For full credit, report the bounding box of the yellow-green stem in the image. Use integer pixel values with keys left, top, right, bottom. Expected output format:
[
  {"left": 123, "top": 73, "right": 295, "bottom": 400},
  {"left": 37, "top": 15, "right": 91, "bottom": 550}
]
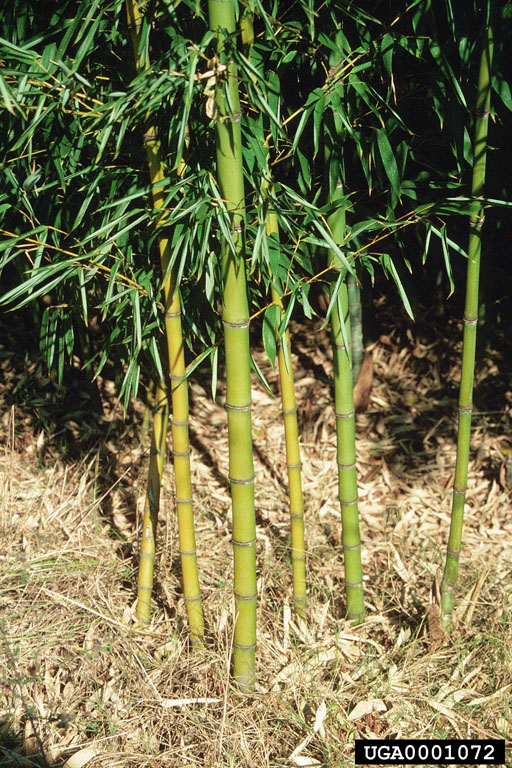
[
  {"left": 267, "top": 202, "right": 307, "bottom": 616},
  {"left": 440, "top": 21, "right": 493, "bottom": 630},
  {"left": 126, "top": 0, "right": 204, "bottom": 640},
  {"left": 209, "top": 0, "right": 257, "bottom": 691},
  {"left": 137, "top": 380, "right": 168, "bottom": 622},
  {"left": 328, "top": 182, "right": 365, "bottom": 623}
]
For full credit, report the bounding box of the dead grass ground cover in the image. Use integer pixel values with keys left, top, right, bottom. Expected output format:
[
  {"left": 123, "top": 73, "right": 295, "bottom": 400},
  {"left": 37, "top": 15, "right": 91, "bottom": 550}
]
[{"left": 0, "top": 310, "right": 511, "bottom": 767}]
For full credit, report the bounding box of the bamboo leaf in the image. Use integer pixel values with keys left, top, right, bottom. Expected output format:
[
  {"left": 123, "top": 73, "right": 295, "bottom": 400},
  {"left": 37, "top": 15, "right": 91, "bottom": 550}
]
[
  {"left": 262, "top": 303, "right": 279, "bottom": 366},
  {"left": 376, "top": 129, "right": 400, "bottom": 198}
]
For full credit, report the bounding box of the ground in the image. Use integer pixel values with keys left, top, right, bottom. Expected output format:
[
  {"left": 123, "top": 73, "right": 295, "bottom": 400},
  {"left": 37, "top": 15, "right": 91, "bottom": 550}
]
[{"left": 0, "top": 304, "right": 511, "bottom": 767}]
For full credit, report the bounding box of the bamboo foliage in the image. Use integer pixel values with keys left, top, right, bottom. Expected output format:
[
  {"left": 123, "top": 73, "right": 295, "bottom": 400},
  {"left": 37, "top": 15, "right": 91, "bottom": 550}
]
[
  {"left": 126, "top": 0, "right": 204, "bottom": 640},
  {"left": 440, "top": 18, "right": 494, "bottom": 629},
  {"left": 208, "top": 0, "right": 257, "bottom": 690}
]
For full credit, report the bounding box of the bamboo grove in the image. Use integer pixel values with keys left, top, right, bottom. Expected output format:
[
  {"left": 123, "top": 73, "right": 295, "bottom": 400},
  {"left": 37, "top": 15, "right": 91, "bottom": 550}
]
[{"left": 1, "top": 0, "right": 511, "bottom": 690}]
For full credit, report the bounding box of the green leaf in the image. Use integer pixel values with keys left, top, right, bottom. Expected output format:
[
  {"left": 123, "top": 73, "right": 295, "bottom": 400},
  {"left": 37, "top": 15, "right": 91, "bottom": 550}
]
[
  {"left": 376, "top": 129, "right": 400, "bottom": 199},
  {"left": 262, "top": 303, "right": 280, "bottom": 366}
]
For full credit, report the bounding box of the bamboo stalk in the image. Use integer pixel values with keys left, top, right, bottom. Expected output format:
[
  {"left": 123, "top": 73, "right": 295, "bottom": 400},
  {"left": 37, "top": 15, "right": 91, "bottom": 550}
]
[
  {"left": 242, "top": 9, "right": 307, "bottom": 617},
  {"left": 137, "top": 380, "right": 168, "bottom": 622},
  {"left": 126, "top": 0, "right": 204, "bottom": 640},
  {"left": 208, "top": 0, "right": 257, "bottom": 691},
  {"left": 327, "top": 181, "right": 365, "bottom": 623},
  {"left": 267, "top": 207, "right": 307, "bottom": 617},
  {"left": 440, "top": 20, "right": 494, "bottom": 630},
  {"left": 324, "top": 37, "right": 365, "bottom": 622}
]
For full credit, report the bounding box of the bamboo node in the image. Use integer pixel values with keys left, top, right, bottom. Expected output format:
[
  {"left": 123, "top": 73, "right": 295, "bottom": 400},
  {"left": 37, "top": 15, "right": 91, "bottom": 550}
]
[
  {"left": 172, "top": 448, "right": 191, "bottom": 457},
  {"left": 475, "top": 107, "right": 490, "bottom": 118},
  {"left": 343, "top": 543, "right": 361, "bottom": 551},
  {"left": 340, "top": 497, "right": 358, "bottom": 507},
  {"left": 282, "top": 408, "right": 297, "bottom": 415},
  {"left": 234, "top": 593, "right": 257, "bottom": 601},
  {"left": 334, "top": 343, "right": 349, "bottom": 350},
  {"left": 229, "top": 476, "right": 254, "bottom": 485},
  {"left": 170, "top": 373, "right": 185, "bottom": 382},
  {"left": 222, "top": 319, "right": 249, "bottom": 329},
  {"left": 446, "top": 548, "right": 461, "bottom": 557},
  {"left": 290, "top": 512, "right": 304, "bottom": 519},
  {"left": 347, "top": 610, "right": 365, "bottom": 620},
  {"left": 458, "top": 404, "right": 473, "bottom": 414},
  {"left": 232, "top": 538, "right": 257, "bottom": 547},
  {"left": 233, "top": 642, "right": 256, "bottom": 650},
  {"left": 291, "top": 555, "right": 306, "bottom": 561},
  {"left": 179, "top": 548, "right": 197, "bottom": 556},
  {"left": 463, "top": 315, "right": 478, "bottom": 326},
  {"left": 345, "top": 580, "right": 364, "bottom": 588},
  {"left": 165, "top": 310, "right": 181, "bottom": 318},
  {"left": 137, "top": 584, "right": 153, "bottom": 591},
  {"left": 139, "top": 552, "right": 155, "bottom": 559},
  {"left": 286, "top": 462, "right": 302, "bottom": 470},
  {"left": 184, "top": 594, "right": 202, "bottom": 602},
  {"left": 225, "top": 402, "right": 251, "bottom": 412},
  {"left": 453, "top": 487, "right": 466, "bottom": 496},
  {"left": 171, "top": 418, "right": 189, "bottom": 427},
  {"left": 175, "top": 496, "right": 193, "bottom": 504},
  {"left": 143, "top": 128, "right": 158, "bottom": 144},
  {"left": 335, "top": 410, "right": 355, "bottom": 420},
  {"left": 337, "top": 461, "right": 356, "bottom": 470}
]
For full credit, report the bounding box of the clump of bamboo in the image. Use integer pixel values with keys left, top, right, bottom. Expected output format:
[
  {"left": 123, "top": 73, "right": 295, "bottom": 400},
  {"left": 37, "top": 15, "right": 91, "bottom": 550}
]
[
  {"left": 126, "top": 0, "right": 204, "bottom": 640},
  {"left": 208, "top": 0, "right": 257, "bottom": 690},
  {"left": 440, "top": 19, "right": 494, "bottom": 629}
]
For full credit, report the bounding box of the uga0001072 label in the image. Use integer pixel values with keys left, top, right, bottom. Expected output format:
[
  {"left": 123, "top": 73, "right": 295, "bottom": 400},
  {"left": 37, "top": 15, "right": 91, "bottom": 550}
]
[{"left": 354, "top": 739, "right": 505, "bottom": 765}]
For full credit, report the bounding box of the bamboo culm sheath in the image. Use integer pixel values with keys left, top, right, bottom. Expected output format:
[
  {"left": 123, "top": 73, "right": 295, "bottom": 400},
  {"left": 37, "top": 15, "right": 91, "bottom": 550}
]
[
  {"left": 126, "top": 0, "right": 204, "bottom": 640},
  {"left": 347, "top": 273, "right": 363, "bottom": 385},
  {"left": 208, "top": 0, "right": 257, "bottom": 691},
  {"left": 440, "top": 20, "right": 494, "bottom": 629}
]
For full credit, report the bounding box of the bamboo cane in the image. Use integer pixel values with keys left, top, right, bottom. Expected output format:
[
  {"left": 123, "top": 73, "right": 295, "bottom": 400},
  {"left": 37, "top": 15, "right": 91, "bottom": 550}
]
[
  {"left": 440, "top": 20, "right": 494, "bottom": 629},
  {"left": 324, "top": 38, "right": 365, "bottom": 622},
  {"left": 327, "top": 180, "right": 365, "bottom": 623},
  {"left": 208, "top": 0, "right": 257, "bottom": 691},
  {"left": 241, "top": 10, "right": 307, "bottom": 617},
  {"left": 267, "top": 208, "right": 307, "bottom": 617},
  {"left": 126, "top": 0, "right": 204, "bottom": 640},
  {"left": 137, "top": 380, "right": 168, "bottom": 622}
]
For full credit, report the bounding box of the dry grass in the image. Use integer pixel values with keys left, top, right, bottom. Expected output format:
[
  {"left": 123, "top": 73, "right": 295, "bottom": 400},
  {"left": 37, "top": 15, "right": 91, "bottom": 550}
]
[{"left": 0, "top": 315, "right": 511, "bottom": 767}]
